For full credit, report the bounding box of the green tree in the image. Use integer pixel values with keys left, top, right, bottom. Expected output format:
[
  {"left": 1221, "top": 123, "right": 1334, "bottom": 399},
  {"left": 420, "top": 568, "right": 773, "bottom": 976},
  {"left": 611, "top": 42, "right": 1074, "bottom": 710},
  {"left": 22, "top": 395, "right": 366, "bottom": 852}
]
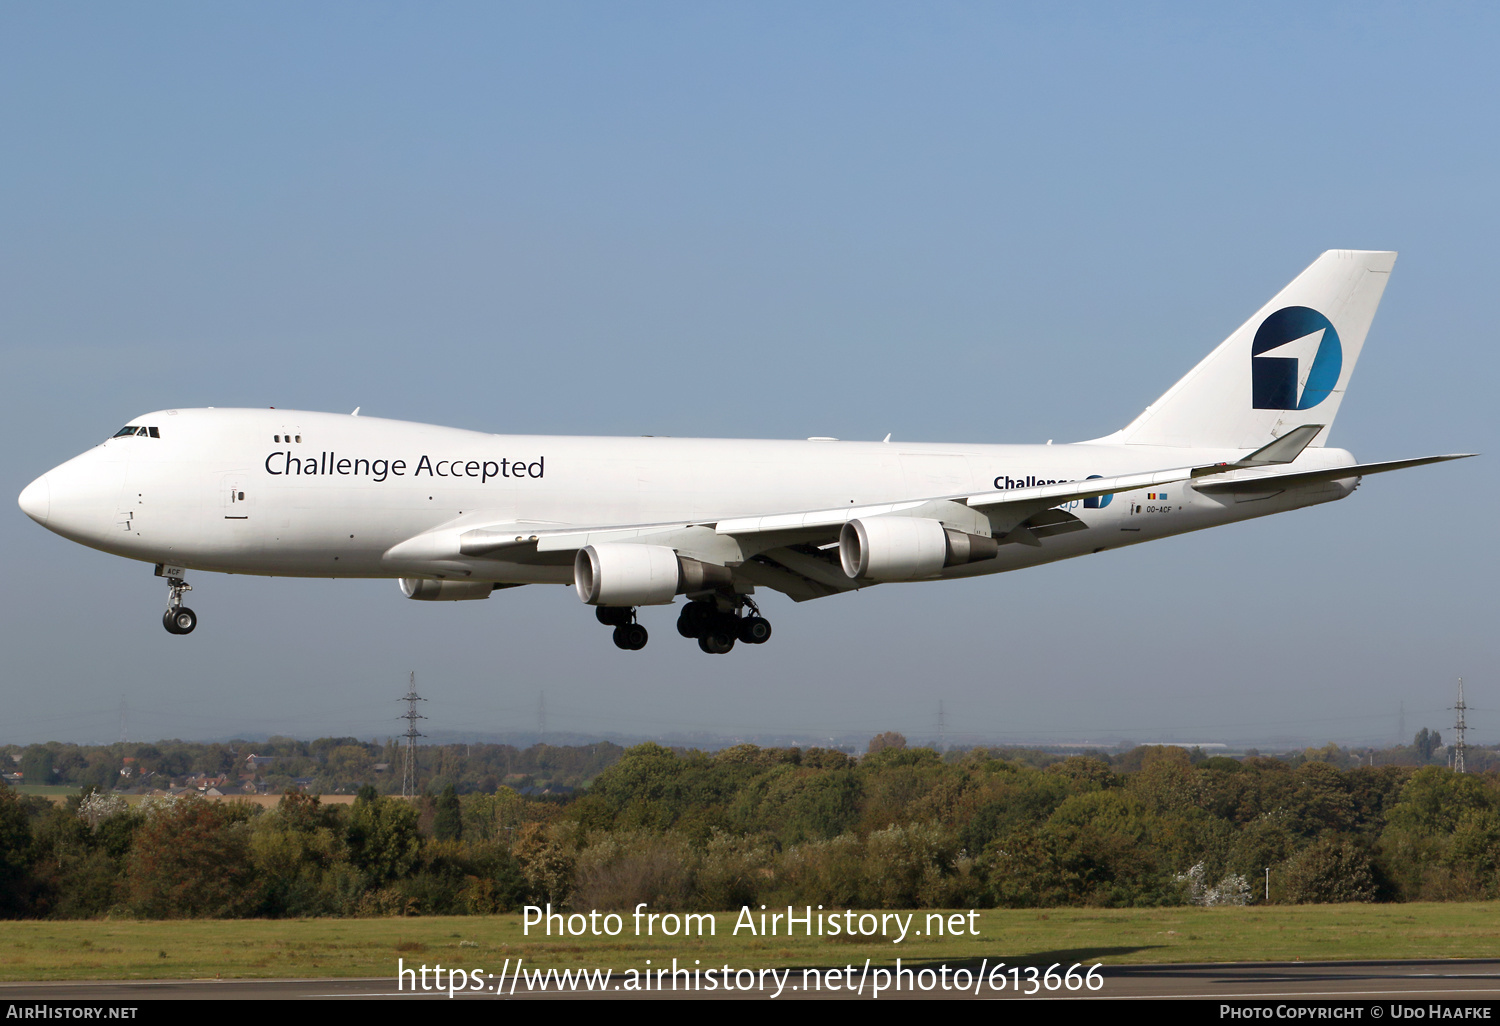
[
  {"left": 1281, "top": 837, "right": 1377, "bottom": 903},
  {"left": 1047, "top": 756, "right": 1119, "bottom": 791},
  {"left": 20, "top": 746, "right": 55, "bottom": 786},
  {"left": 324, "top": 745, "right": 376, "bottom": 788},
  {"left": 247, "top": 792, "right": 348, "bottom": 917},
  {"left": 346, "top": 795, "right": 421, "bottom": 884},
  {"left": 1413, "top": 728, "right": 1443, "bottom": 763},
  {"left": 1129, "top": 753, "right": 1205, "bottom": 814},
  {"left": 126, "top": 797, "right": 260, "bottom": 917},
  {"left": 867, "top": 732, "right": 907, "bottom": 755},
  {"left": 512, "top": 822, "right": 575, "bottom": 906},
  {"left": 433, "top": 785, "right": 462, "bottom": 841},
  {"left": 1284, "top": 762, "right": 1357, "bottom": 837},
  {"left": 583, "top": 743, "right": 702, "bottom": 831},
  {"left": 988, "top": 790, "right": 1178, "bottom": 908},
  {"left": 0, "top": 785, "right": 35, "bottom": 915},
  {"left": 1385, "top": 767, "right": 1494, "bottom": 837}
]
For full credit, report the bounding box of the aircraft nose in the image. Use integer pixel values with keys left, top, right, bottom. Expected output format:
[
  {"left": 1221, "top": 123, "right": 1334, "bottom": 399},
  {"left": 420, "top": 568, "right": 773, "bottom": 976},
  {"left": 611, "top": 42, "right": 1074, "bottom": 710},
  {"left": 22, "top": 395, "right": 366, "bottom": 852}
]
[
  {"left": 21, "top": 453, "right": 125, "bottom": 543},
  {"left": 18, "top": 474, "right": 50, "bottom": 525}
]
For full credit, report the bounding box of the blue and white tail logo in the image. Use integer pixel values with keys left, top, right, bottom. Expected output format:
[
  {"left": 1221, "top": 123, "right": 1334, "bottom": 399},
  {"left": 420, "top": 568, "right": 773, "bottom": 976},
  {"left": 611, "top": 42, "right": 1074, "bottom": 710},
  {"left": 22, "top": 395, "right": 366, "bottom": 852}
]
[
  {"left": 1250, "top": 306, "right": 1342, "bottom": 410},
  {"left": 1107, "top": 250, "right": 1392, "bottom": 449}
]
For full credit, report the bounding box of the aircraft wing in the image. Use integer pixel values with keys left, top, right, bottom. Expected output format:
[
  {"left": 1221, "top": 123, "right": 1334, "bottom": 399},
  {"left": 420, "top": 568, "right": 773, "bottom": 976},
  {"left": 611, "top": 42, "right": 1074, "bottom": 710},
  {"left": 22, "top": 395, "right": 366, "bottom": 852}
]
[
  {"left": 387, "top": 453, "right": 1474, "bottom": 602},
  {"left": 385, "top": 464, "right": 1200, "bottom": 601},
  {"left": 408, "top": 464, "right": 1198, "bottom": 559}
]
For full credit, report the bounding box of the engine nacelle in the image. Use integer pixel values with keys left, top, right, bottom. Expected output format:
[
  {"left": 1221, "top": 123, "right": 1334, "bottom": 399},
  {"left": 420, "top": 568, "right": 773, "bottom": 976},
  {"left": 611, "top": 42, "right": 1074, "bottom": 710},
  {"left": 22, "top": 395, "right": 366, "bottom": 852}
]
[
  {"left": 573, "top": 544, "right": 734, "bottom": 606},
  {"left": 574, "top": 544, "right": 680, "bottom": 606},
  {"left": 839, "top": 517, "right": 999, "bottom": 581},
  {"left": 399, "top": 578, "right": 497, "bottom": 601}
]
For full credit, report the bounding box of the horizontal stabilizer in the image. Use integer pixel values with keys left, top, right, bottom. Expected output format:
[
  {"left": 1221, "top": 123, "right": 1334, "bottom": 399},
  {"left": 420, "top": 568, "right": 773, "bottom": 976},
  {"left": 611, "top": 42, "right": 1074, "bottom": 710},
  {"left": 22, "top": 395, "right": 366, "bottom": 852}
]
[
  {"left": 1238, "top": 424, "right": 1324, "bottom": 467},
  {"left": 1193, "top": 453, "right": 1476, "bottom": 494}
]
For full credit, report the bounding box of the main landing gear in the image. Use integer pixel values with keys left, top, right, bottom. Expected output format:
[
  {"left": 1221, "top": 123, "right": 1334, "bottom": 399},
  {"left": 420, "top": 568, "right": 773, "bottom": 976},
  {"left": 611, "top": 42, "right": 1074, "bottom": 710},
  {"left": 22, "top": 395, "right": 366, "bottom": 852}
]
[
  {"left": 161, "top": 575, "right": 197, "bottom": 635},
  {"left": 676, "top": 596, "right": 772, "bottom": 655},
  {"left": 596, "top": 606, "right": 648, "bottom": 650},
  {"left": 595, "top": 597, "right": 773, "bottom": 654}
]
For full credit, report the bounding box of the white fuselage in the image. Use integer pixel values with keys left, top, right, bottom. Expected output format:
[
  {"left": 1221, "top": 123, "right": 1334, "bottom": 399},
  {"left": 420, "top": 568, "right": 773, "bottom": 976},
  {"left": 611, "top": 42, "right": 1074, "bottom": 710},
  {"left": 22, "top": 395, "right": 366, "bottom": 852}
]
[{"left": 19, "top": 407, "right": 1359, "bottom": 589}]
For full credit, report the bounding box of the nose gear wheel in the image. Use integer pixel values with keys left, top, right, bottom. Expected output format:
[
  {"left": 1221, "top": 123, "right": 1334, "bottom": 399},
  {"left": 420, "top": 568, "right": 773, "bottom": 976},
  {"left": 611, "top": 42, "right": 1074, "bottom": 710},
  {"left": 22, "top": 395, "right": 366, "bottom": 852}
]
[{"left": 161, "top": 575, "right": 196, "bottom": 635}]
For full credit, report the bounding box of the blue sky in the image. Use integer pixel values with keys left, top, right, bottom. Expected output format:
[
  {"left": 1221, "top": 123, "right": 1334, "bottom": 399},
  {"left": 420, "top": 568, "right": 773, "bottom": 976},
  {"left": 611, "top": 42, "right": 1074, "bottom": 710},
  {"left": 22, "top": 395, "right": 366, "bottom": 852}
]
[{"left": 2, "top": 3, "right": 1494, "bottom": 748}]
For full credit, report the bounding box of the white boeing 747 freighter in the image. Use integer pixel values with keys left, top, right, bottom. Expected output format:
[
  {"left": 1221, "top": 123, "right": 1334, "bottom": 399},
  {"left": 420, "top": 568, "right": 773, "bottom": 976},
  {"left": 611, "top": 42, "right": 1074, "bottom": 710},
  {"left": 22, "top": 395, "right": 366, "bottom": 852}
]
[{"left": 17, "top": 250, "right": 1471, "bottom": 653}]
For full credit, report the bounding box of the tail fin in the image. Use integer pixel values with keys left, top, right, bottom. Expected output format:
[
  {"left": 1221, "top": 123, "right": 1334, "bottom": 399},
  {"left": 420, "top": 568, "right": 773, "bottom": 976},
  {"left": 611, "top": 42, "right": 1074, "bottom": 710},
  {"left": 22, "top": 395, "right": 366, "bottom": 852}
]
[{"left": 1110, "top": 250, "right": 1396, "bottom": 449}]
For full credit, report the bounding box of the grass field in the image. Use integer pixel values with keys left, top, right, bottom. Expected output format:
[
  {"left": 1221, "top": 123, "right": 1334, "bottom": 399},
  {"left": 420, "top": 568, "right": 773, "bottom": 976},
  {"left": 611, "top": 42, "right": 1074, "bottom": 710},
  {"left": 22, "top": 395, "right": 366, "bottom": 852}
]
[
  {"left": 2, "top": 903, "right": 1499, "bottom": 981},
  {"left": 7, "top": 786, "right": 82, "bottom": 799}
]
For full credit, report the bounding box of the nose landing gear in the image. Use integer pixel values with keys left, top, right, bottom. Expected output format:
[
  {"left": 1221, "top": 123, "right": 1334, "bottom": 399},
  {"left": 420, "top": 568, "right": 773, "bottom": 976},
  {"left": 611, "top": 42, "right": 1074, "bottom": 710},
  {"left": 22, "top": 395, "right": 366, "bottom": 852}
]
[{"left": 161, "top": 573, "right": 196, "bottom": 635}]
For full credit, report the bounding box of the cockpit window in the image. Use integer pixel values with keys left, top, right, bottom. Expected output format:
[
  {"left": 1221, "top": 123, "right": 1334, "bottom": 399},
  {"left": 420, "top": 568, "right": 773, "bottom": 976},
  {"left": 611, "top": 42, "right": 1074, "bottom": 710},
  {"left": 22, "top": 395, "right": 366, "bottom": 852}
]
[
  {"left": 148, "top": 427, "right": 159, "bottom": 438},
  {"left": 113, "top": 426, "right": 139, "bottom": 437},
  {"left": 111, "top": 425, "right": 161, "bottom": 438}
]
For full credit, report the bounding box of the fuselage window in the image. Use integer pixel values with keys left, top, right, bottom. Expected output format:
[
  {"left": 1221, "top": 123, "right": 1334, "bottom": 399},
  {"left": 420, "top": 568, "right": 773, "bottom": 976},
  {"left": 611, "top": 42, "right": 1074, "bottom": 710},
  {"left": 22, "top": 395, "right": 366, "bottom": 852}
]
[
  {"left": 275, "top": 435, "right": 281, "bottom": 443},
  {"left": 295, "top": 435, "right": 301, "bottom": 442},
  {"left": 113, "top": 426, "right": 139, "bottom": 437}
]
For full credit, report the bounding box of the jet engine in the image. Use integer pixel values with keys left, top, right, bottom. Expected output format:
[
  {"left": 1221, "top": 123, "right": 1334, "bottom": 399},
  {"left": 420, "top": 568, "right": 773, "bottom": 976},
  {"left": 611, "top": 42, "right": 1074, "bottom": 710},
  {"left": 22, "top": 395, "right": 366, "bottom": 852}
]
[
  {"left": 574, "top": 544, "right": 732, "bottom": 606},
  {"left": 399, "top": 578, "right": 497, "bottom": 601},
  {"left": 839, "top": 517, "right": 999, "bottom": 581}
]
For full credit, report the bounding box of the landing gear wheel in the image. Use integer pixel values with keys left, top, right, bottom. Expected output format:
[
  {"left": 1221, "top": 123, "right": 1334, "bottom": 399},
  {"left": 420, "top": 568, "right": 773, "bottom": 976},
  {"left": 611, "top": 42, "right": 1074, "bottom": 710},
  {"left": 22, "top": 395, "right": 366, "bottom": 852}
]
[
  {"left": 738, "top": 616, "right": 772, "bottom": 645},
  {"left": 677, "top": 601, "right": 715, "bottom": 639},
  {"left": 613, "top": 623, "right": 649, "bottom": 650},
  {"left": 596, "top": 606, "right": 634, "bottom": 627},
  {"left": 164, "top": 607, "right": 197, "bottom": 635},
  {"left": 160, "top": 573, "right": 195, "bottom": 635},
  {"left": 698, "top": 631, "right": 735, "bottom": 654}
]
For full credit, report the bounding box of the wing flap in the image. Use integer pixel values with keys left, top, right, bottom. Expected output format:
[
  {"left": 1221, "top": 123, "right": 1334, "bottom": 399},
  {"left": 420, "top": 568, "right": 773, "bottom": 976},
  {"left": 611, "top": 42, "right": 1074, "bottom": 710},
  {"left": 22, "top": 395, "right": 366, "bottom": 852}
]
[{"left": 711, "top": 466, "right": 1197, "bottom": 541}]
